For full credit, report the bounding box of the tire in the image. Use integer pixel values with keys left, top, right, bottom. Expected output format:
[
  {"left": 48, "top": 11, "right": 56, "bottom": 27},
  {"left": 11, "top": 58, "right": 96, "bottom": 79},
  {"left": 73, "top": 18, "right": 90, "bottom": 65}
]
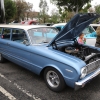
[
  {"left": 0, "top": 53, "right": 5, "bottom": 63},
  {"left": 44, "top": 67, "right": 66, "bottom": 92}
]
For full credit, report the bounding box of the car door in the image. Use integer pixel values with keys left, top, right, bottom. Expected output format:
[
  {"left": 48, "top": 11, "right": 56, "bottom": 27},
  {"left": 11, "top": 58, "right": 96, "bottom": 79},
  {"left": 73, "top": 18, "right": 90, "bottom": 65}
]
[
  {"left": 0, "top": 27, "right": 11, "bottom": 56},
  {"left": 7, "top": 28, "right": 31, "bottom": 69}
]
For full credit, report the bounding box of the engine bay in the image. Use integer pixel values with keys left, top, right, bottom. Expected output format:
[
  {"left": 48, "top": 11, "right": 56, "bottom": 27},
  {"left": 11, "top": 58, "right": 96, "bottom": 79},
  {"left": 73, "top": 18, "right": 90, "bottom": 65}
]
[
  {"left": 65, "top": 46, "right": 91, "bottom": 60},
  {"left": 55, "top": 42, "right": 100, "bottom": 64}
]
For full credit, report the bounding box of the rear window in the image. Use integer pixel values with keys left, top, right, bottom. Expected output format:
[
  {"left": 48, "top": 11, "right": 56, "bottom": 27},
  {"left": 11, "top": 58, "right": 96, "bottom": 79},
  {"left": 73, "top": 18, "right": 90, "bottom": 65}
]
[{"left": 2, "top": 28, "right": 11, "bottom": 40}]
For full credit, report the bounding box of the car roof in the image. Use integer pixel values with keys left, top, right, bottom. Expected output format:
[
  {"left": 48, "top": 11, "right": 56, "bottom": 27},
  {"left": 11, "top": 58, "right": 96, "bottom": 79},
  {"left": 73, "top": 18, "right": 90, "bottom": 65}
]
[
  {"left": 0, "top": 24, "right": 52, "bottom": 31},
  {"left": 52, "top": 23, "right": 66, "bottom": 27},
  {"left": 90, "top": 24, "right": 100, "bottom": 27}
]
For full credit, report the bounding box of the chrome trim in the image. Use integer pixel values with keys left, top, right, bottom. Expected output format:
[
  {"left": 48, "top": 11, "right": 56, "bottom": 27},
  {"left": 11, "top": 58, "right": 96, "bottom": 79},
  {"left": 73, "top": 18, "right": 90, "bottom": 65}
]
[
  {"left": 65, "top": 69, "right": 73, "bottom": 73},
  {"left": 86, "top": 59, "right": 100, "bottom": 74},
  {"left": 75, "top": 68, "right": 100, "bottom": 90},
  {"left": 80, "top": 67, "right": 87, "bottom": 79}
]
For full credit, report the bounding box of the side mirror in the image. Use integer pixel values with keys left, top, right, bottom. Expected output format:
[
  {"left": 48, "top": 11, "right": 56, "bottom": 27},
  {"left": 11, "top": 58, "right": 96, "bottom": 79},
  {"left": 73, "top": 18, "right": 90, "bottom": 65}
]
[{"left": 23, "top": 40, "right": 30, "bottom": 46}]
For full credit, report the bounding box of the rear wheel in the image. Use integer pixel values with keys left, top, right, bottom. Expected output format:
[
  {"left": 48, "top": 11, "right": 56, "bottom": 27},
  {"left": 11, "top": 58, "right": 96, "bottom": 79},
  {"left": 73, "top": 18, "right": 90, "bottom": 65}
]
[
  {"left": 44, "top": 67, "right": 66, "bottom": 92},
  {"left": 0, "top": 53, "right": 6, "bottom": 63}
]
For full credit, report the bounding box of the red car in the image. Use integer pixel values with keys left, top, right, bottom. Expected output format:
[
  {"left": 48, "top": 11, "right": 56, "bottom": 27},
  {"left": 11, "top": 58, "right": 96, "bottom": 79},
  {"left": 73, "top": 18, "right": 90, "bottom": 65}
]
[{"left": 21, "top": 20, "right": 37, "bottom": 25}]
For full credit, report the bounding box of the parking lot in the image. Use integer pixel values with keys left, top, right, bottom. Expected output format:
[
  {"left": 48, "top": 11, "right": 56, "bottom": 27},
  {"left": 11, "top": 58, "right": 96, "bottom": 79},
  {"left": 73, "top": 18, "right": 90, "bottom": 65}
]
[{"left": 0, "top": 61, "right": 100, "bottom": 100}]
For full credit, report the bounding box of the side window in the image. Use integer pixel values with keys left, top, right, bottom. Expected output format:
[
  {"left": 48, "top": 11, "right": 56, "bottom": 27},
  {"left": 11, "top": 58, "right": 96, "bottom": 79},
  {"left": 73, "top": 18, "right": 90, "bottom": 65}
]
[
  {"left": 11, "top": 29, "right": 29, "bottom": 44},
  {"left": 0, "top": 28, "right": 3, "bottom": 38},
  {"left": 56, "top": 27, "right": 61, "bottom": 31},
  {"left": 83, "top": 26, "right": 96, "bottom": 38},
  {"left": 2, "top": 28, "right": 11, "bottom": 40}
]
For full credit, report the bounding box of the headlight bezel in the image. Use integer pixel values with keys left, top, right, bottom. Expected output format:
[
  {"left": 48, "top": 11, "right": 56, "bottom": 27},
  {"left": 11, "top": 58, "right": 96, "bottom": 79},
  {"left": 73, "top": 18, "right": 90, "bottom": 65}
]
[{"left": 80, "top": 67, "right": 87, "bottom": 79}]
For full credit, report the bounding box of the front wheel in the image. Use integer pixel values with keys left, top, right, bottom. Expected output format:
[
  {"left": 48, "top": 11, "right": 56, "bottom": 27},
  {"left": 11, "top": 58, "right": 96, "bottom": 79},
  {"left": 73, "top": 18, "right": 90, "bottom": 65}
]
[{"left": 44, "top": 67, "right": 66, "bottom": 92}]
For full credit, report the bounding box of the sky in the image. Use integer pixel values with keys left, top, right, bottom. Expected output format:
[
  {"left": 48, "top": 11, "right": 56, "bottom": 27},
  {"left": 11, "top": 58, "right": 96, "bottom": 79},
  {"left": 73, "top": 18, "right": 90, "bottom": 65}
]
[
  {"left": 25, "top": 0, "right": 57, "bottom": 14},
  {"left": 25, "top": 0, "right": 100, "bottom": 14}
]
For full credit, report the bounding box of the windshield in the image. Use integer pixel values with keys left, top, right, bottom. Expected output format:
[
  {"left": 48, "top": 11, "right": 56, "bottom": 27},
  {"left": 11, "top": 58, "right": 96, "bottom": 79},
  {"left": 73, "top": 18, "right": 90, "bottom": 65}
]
[
  {"left": 82, "top": 26, "right": 95, "bottom": 34},
  {"left": 28, "top": 27, "right": 59, "bottom": 44}
]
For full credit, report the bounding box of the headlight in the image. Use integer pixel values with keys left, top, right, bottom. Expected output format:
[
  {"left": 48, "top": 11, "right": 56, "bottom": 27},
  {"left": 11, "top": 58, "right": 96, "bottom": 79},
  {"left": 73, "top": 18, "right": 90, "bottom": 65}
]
[{"left": 80, "top": 67, "right": 87, "bottom": 79}]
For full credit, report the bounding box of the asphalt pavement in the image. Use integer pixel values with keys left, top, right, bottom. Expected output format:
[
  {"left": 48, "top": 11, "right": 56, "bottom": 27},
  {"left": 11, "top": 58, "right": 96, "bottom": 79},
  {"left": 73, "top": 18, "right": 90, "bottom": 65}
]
[{"left": 0, "top": 61, "right": 100, "bottom": 100}]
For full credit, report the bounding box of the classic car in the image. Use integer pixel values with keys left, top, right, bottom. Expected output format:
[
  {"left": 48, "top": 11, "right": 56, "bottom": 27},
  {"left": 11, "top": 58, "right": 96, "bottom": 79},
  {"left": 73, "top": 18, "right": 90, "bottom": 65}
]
[
  {"left": 53, "top": 22, "right": 97, "bottom": 46},
  {"left": 0, "top": 13, "right": 100, "bottom": 92},
  {"left": 90, "top": 24, "right": 100, "bottom": 30}
]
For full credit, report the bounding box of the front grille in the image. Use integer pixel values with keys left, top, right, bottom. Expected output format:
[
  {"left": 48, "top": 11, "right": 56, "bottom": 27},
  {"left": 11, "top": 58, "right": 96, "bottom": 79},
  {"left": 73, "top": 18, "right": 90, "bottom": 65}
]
[{"left": 86, "top": 59, "right": 100, "bottom": 74}]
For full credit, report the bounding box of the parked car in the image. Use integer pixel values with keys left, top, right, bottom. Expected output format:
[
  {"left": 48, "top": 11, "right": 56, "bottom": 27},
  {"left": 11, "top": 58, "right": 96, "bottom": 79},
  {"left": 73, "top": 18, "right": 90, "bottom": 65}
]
[
  {"left": 21, "top": 20, "right": 38, "bottom": 25},
  {"left": 83, "top": 25, "right": 97, "bottom": 46},
  {"left": 53, "top": 23, "right": 97, "bottom": 46},
  {"left": 90, "top": 24, "right": 100, "bottom": 30},
  {"left": 39, "top": 23, "right": 53, "bottom": 26},
  {"left": 52, "top": 23, "right": 66, "bottom": 31},
  {"left": 0, "top": 13, "right": 100, "bottom": 92}
]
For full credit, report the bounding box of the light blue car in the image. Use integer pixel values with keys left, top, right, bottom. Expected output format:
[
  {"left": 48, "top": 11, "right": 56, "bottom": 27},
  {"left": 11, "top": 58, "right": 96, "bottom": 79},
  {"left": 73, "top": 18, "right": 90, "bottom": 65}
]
[
  {"left": 0, "top": 13, "right": 100, "bottom": 92},
  {"left": 53, "top": 22, "right": 97, "bottom": 46}
]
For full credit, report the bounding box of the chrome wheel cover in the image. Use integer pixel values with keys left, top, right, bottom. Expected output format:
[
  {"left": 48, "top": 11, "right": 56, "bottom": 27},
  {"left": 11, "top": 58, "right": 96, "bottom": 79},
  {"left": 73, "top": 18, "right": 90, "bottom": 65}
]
[{"left": 46, "top": 70, "right": 60, "bottom": 88}]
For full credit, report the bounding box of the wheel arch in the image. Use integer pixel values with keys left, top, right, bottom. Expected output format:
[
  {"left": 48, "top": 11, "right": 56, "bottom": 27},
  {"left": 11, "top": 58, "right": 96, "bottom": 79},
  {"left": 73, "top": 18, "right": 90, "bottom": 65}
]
[{"left": 40, "top": 65, "right": 64, "bottom": 78}]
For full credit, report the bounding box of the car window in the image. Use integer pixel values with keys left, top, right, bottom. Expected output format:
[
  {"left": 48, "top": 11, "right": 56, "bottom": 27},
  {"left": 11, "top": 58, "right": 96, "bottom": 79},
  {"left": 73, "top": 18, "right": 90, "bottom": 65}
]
[
  {"left": 83, "top": 26, "right": 94, "bottom": 34},
  {"left": 2, "top": 28, "right": 11, "bottom": 40},
  {"left": 83, "top": 26, "right": 97, "bottom": 38},
  {"left": 28, "top": 27, "right": 58, "bottom": 44},
  {"left": 11, "top": 29, "right": 29, "bottom": 44},
  {"left": 56, "top": 27, "right": 62, "bottom": 31},
  {"left": 0, "top": 28, "right": 2, "bottom": 38},
  {"left": 92, "top": 26, "right": 97, "bottom": 30}
]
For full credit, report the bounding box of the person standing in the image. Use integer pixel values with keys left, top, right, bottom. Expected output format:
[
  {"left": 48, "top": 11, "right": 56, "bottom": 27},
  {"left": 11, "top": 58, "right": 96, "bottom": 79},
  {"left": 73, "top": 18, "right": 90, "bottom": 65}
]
[
  {"left": 95, "top": 26, "right": 100, "bottom": 47},
  {"left": 78, "top": 33, "right": 86, "bottom": 44}
]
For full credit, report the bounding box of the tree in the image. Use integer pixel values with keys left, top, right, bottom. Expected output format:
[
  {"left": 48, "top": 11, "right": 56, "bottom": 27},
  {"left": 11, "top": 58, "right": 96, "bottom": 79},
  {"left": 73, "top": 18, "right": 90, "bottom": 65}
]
[
  {"left": 50, "top": 0, "right": 92, "bottom": 14},
  {"left": 15, "top": 0, "right": 33, "bottom": 21},
  {"left": 39, "top": 0, "right": 49, "bottom": 23},
  {"left": 94, "top": 5, "right": 100, "bottom": 23},
  {"left": 95, "top": 5, "right": 100, "bottom": 14},
  {"left": 58, "top": 7, "right": 68, "bottom": 22},
  {"left": 81, "top": 3, "right": 91, "bottom": 13},
  {"left": 48, "top": 9, "right": 60, "bottom": 23},
  {"left": 25, "top": 2, "right": 33, "bottom": 20},
  {"left": 0, "top": 0, "right": 5, "bottom": 23},
  {"left": 4, "top": 0, "right": 16, "bottom": 23}
]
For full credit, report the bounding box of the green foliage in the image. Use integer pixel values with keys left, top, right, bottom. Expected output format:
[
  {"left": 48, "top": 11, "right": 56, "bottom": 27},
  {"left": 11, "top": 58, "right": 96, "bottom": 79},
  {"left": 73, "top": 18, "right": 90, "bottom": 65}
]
[
  {"left": 51, "top": 0, "right": 92, "bottom": 14},
  {"left": 15, "top": 0, "right": 33, "bottom": 21},
  {"left": 39, "top": 0, "right": 49, "bottom": 23},
  {"left": 58, "top": 7, "right": 68, "bottom": 22},
  {"left": 95, "top": 5, "right": 100, "bottom": 14},
  {"left": 4, "top": 0, "right": 16, "bottom": 23},
  {"left": 47, "top": 9, "right": 60, "bottom": 23},
  {"left": 94, "top": 5, "right": 100, "bottom": 23},
  {"left": 80, "top": 3, "right": 91, "bottom": 13}
]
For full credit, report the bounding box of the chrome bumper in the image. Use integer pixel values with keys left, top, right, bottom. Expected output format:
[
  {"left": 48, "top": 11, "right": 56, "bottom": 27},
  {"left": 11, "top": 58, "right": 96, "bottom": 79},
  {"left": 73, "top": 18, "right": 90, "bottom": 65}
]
[{"left": 75, "top": 68, "right": 100, "bottom": 90}]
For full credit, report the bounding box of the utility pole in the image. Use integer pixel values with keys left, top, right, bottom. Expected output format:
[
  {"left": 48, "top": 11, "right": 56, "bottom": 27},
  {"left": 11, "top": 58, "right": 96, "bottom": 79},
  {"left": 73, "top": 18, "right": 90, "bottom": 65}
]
[{"left": 0, "top": 0, "right": 5, "bottom": 23}]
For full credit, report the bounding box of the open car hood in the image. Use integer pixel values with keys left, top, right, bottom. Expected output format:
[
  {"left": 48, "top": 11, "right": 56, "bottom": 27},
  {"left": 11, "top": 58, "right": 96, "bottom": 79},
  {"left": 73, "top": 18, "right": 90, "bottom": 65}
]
[{"left": 48, "top": 13, "right": 100, "bottom": 46}]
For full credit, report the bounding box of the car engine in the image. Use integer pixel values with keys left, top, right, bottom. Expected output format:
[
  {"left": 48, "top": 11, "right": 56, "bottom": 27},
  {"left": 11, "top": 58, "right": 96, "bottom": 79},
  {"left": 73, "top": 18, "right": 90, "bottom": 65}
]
[{"left": 57, "top": 44, "right": 100, "bottom": 65}]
